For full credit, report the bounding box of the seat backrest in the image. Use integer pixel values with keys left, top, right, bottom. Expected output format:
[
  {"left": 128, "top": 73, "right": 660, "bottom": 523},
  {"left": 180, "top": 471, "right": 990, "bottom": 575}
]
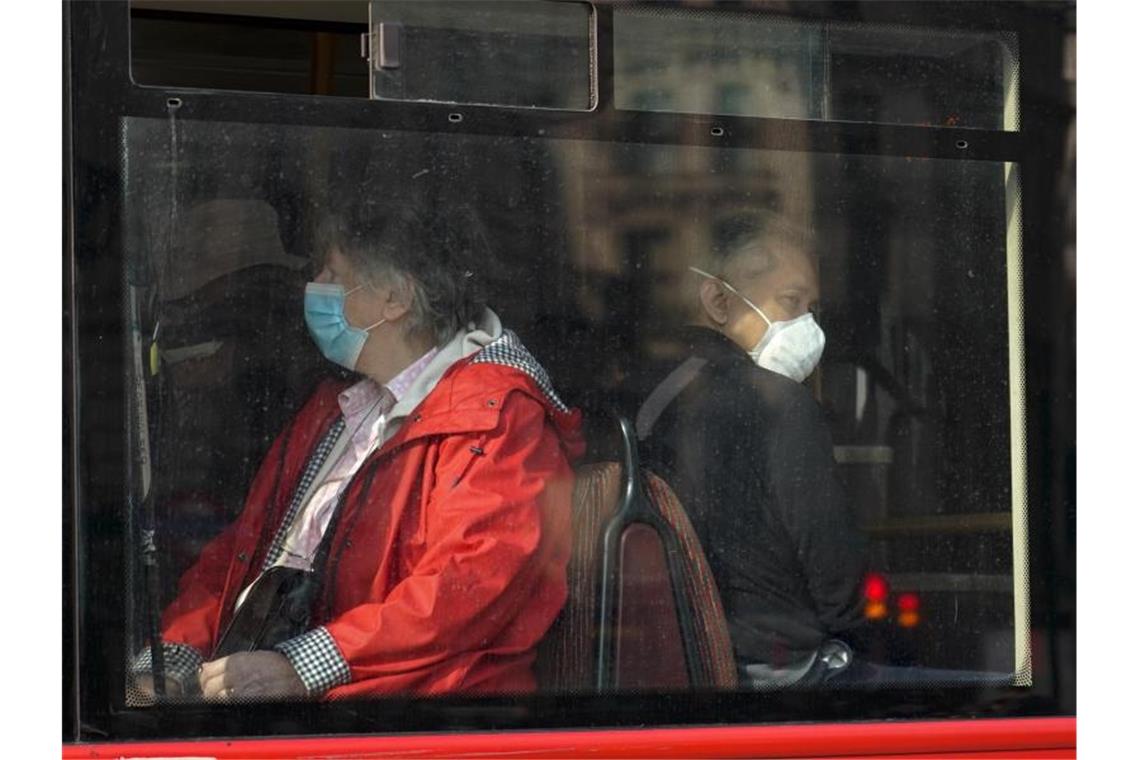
[
  {"left": 612, "top": 520, "right": 690, "bottom": 689},
  {"left": 535, "top": 461, "right": 738, "bottom": 691},
  {"left": 535, "top": 462, "right": 620, "bottom": 690},
  {"left": 641, "top": 471, "right": 738, "bottom": 689}
]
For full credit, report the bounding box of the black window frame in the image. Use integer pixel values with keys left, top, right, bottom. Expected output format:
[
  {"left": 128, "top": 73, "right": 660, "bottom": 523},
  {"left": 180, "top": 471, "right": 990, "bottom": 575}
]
[{"left": 64, "top": 0, "right": 1075, "bottom": 743}]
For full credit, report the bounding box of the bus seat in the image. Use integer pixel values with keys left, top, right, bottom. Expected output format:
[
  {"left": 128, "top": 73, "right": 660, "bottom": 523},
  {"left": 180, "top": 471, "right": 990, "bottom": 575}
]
[
  {"left": 640, "top": 470, "right": 738, "bottom": 689},
  {"left": 535, "top": 461, "right": 620, "bottom": 690},
  {"left": 612, "top": 519, "right": 689, "bottom": 689},
  {"left": 536, "top": 420, "right": 738, "bottom": 692}
]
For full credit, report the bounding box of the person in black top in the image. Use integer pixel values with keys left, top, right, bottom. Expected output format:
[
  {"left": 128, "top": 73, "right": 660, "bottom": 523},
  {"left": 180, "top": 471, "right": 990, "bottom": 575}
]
[{"left": 619, "top": 212, "right": 868, "bottom": 688}]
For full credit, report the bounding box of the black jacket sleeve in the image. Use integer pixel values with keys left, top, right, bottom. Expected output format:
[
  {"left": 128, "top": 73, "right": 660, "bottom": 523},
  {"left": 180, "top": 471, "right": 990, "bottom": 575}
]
[{"left": 767, "top": 388, "right": 868, "bottom": 639}]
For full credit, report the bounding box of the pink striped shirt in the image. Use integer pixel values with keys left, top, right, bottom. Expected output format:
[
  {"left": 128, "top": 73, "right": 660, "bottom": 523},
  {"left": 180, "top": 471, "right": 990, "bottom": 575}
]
[{"left": 274, "top": 348, "right": 440, "bottom": 569}]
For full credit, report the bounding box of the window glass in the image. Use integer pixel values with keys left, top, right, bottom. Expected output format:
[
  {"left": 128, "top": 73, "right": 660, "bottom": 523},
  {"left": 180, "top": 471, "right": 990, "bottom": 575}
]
[
  {"left": 119, "top": 113, "right": 1027, "bottom": 705},
  {"left": 614, "top": 5, "right": 1019, "bottom": 130},
  {"left": 367, "top": 1, "right": 594, "bottom": 109},
  {"left": 130, "top": 1, "right": 370, "bottom": 97}
]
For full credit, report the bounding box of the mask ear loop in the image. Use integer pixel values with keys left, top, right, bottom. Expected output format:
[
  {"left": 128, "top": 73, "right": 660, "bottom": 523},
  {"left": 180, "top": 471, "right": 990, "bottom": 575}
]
[
  {"left": 688, "top": 266, "right": 772, "bottom": 326},
  {"left": 343, "top": 283, "right": 388, "bottom": 333}
]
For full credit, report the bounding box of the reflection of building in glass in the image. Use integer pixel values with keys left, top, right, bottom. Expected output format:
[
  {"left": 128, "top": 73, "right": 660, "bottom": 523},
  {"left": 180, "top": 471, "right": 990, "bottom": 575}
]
[
  {"left": 615, "top": 6, "right": 1014, "bottom": 130},
  {"left": 557, "top": 142, "right": 813, "bottom": 333},
  {"left": 117, "top": 1, "right": 1032, "bottom": 677},
  {"left": 541, "top": 11, "right": 1022, "bottom": 672},
  {"left": 615, "top": 6, "right": 820, "bottom": 122}
]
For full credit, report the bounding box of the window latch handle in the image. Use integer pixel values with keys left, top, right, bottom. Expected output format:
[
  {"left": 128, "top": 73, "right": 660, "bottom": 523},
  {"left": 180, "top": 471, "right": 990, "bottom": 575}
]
[{"left": 364, "top": 22, "right": 402, "bottom": 71}]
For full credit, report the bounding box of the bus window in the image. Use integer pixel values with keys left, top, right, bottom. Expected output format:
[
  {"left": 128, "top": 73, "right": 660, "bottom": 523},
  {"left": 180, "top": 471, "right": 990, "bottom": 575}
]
[
  {"left": 614, "top": 4, "right": 1018, "bottom": 130},
  {"left": 367, "top": 1, "right": 594, "bottom": 110},
  {"left": 118, "top": 116, "right": 1026, "bottom": 702},
  {"left": 131, "top": 1, "right": 371, "bottom": 97},
  {"left": 66, "top": 0, "right": 1074, "bottom": 749}
]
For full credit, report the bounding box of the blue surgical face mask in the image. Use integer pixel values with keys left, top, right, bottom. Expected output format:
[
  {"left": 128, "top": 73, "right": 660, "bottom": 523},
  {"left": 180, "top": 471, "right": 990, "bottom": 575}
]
[{"left": 304, "top": 282, "right": 386, "bottom": 371}]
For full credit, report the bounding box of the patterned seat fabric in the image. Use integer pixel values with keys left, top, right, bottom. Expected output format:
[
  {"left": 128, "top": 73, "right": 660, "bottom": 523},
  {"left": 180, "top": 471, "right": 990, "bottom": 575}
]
[
  {"left": 643, "top": 471, "right": 738, "bottom": 689},
  {"left": 535, "top": 463, "right": 738, "bottom": 691}
]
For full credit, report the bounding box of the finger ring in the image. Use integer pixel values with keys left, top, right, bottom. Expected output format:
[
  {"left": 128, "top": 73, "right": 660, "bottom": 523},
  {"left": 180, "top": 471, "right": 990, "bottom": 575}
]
[{"left": 225, "top": 687, "right": 235, "bottom": 699}]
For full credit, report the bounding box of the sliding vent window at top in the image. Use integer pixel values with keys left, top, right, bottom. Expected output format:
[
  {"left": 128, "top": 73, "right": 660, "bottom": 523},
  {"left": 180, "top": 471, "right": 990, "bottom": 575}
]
[
  {"left": 367, "top": 1, "right": 594, "bottom": 110},
  {"left": 614, "top": 5, "right": 1019, "bottom": 131}
]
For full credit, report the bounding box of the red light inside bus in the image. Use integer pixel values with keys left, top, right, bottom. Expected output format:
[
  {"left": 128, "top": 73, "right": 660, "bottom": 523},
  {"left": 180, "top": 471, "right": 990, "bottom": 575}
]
[
  {"left": 863, "top": 573, "right": 890, "bottom": 620},
  {"left": 897, "top": 592, "right": 921, "bottom": 628},
  {"left": 864, "top": 573, "right": 889, "bottom": 601}
]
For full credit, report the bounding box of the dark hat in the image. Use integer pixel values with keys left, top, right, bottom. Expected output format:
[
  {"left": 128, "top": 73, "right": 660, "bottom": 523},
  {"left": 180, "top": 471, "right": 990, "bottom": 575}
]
[{"left": 161, "top": 199, "right": 307, "bottom": 301}]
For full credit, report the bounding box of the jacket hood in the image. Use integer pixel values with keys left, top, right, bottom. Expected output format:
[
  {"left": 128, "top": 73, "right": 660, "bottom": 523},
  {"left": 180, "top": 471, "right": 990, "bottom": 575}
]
[
  {"left": 403, "top": 327, "right": 585, "bottom": 460},
  {"left": 310, "top": 322, "right": 584, "bottom": 462}
]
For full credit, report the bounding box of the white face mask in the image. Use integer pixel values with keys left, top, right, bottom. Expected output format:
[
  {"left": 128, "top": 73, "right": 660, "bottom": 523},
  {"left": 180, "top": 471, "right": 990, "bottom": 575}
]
[{"left": 690, "top": 266, "right": 825, "bottom": 383}]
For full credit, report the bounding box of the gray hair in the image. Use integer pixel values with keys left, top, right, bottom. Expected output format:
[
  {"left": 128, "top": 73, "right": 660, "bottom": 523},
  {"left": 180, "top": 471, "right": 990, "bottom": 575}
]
[
  {"left": 315, "top": 203, "right": 489, "bottom": 346},
  {"left": 682, "top": 210, "right": 816, "bottom": 321},
  {"left": 697, "top": 210, "right": 816, "bottom": 282}
]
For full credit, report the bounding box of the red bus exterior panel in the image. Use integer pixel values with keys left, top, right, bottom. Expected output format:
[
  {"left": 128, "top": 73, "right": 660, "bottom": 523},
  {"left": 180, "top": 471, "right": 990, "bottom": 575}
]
[{"left": 62, "top": 716, "right": 1076, "bottom": 759}]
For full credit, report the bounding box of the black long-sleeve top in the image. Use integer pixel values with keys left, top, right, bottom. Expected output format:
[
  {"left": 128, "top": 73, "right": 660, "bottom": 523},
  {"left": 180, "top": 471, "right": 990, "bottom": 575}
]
[{"left": 620, "top": 326, "right": 868, "bottom": 669}]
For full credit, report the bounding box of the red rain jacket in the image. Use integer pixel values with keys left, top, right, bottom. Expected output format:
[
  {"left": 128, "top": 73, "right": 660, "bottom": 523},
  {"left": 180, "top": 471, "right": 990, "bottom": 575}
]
[{"left": 158, "top": 354, "right": 584, "bottom": 698}]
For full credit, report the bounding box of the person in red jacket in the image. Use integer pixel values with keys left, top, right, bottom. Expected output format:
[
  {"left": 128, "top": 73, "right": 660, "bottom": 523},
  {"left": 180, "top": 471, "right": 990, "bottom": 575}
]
[{"left": 133, "top": 203, "right": 584, "bottom": 701}]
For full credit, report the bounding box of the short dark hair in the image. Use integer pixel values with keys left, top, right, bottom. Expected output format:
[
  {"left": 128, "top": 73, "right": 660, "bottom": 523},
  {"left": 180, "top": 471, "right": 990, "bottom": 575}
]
[{"left": 315, "top": 202, "right": 490, "bottom": 346}]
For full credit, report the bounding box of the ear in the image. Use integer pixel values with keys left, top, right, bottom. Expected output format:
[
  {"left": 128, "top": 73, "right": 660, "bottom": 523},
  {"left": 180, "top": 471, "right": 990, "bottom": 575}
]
[
  {"left": 698, "top": 278, "right": 731, "bottom": 326},
  {"left": 379, "top": 275, "right": 416, "bottom": 322}
]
